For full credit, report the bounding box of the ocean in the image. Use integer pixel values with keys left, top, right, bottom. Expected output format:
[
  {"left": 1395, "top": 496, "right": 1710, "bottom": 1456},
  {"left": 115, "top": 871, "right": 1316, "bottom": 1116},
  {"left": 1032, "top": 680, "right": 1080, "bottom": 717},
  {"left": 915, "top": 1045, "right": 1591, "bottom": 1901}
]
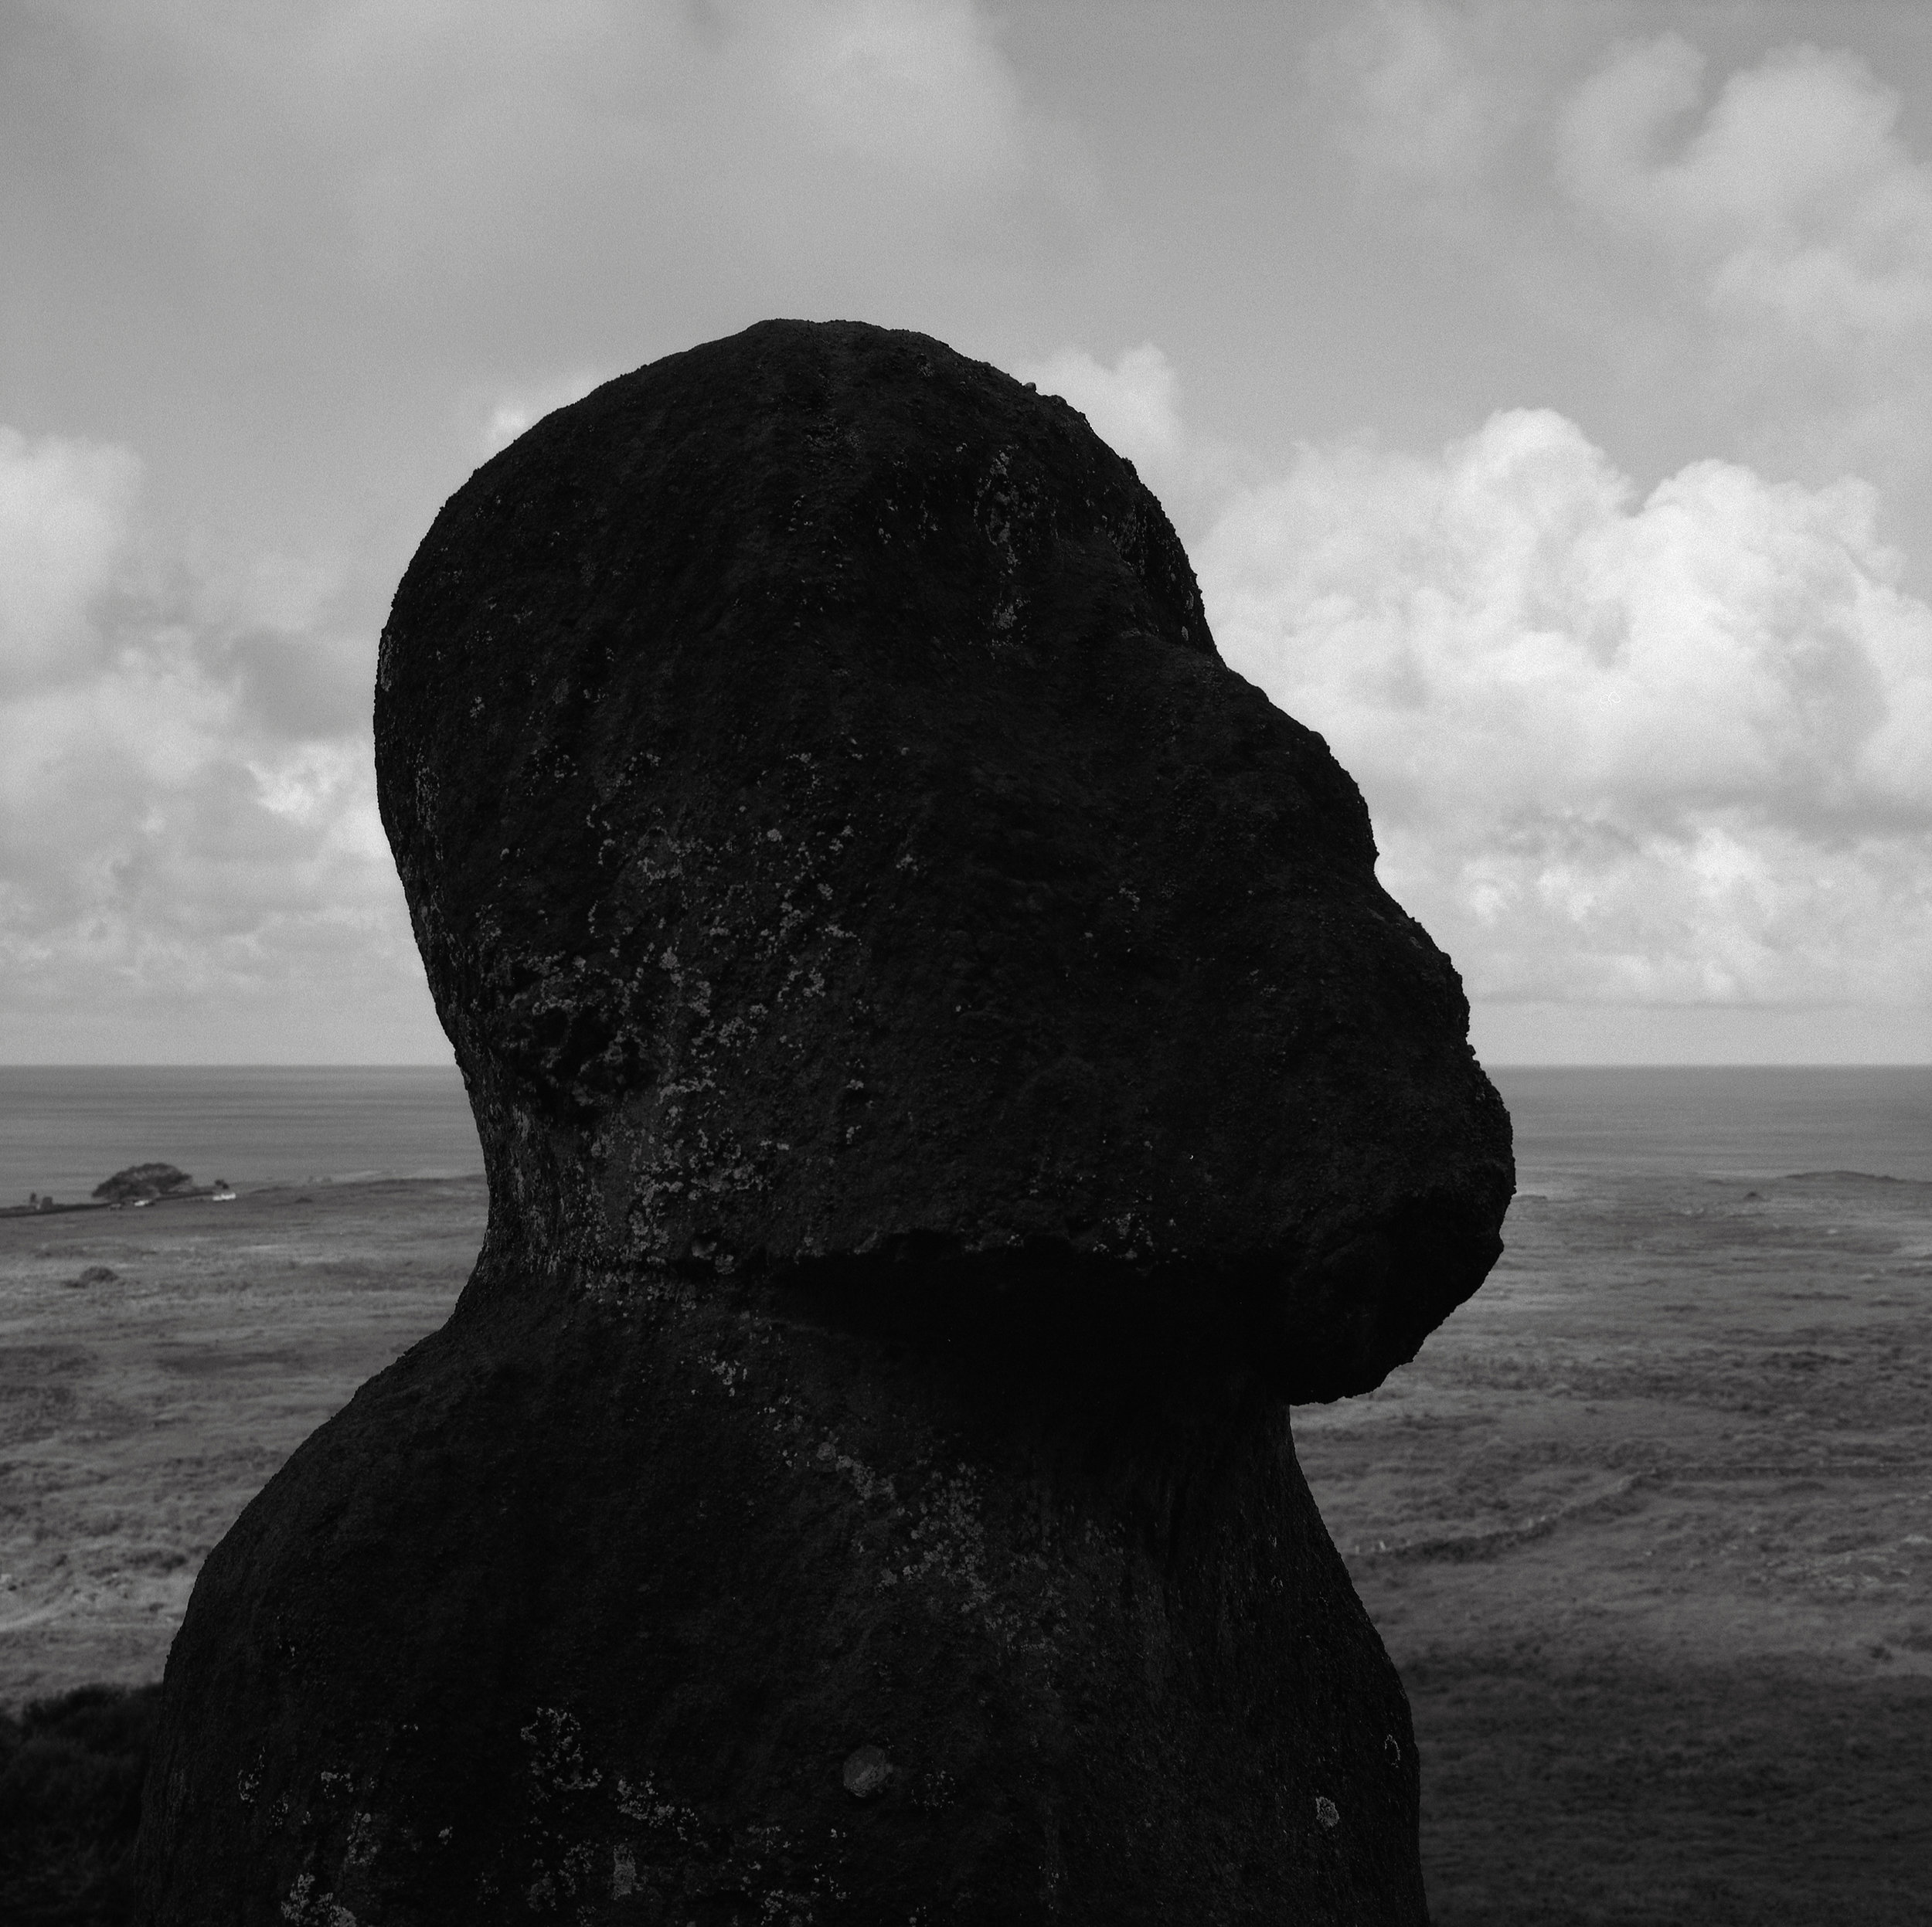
[
  {"left": 1492, "top": 1064, "right": 1932, "bottom": 1187},
  {"left": 0, "top": 1065, "right": 483, "bottom": 1205},
  {"left": 1, "top": 1062, "right": 1927, "bottom": 1208}
]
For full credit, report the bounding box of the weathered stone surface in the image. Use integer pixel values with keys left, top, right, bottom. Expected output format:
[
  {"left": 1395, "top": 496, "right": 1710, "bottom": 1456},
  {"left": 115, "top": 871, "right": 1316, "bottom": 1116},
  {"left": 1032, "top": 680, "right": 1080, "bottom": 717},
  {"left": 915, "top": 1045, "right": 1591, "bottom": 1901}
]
[
  {"left": 138, "top": 320, "right": 1512, "bottom": 1924},
  {"left": 362, "top": 320, "right": 1507, "bottom": 1400}
]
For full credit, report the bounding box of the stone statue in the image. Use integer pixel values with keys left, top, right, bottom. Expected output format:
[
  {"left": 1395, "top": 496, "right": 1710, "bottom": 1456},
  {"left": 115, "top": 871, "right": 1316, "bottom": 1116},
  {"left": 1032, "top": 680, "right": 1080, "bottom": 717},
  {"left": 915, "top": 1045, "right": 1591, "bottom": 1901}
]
[{"left": 139, "top": 320, "right": 1512, "bottom": 1924}]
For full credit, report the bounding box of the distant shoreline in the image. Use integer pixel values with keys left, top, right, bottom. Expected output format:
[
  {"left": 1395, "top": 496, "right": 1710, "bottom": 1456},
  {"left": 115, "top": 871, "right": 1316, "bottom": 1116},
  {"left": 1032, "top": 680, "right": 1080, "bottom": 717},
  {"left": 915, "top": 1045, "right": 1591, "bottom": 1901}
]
[{"left": 0, "top": 1171, "right": 484, "bottom": 1220}]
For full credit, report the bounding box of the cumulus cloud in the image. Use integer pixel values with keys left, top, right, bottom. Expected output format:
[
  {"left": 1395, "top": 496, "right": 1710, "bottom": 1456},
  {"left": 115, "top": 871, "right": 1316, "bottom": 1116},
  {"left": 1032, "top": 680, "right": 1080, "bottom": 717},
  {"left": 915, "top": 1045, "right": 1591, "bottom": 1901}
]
[
  {"left": 1202, "top": 406, "right": 1932, "bottom": 1014},
  {"left": 0, "top": 428, "right": 427, "bottom": 1060},
  {"left": 1025, "top": 342, "right": 1182, "bottom": 464},
  {"left": 1559, "top": 37, "right": 1932, "bottom": 346},
  {"left": 1022, "top": 342, "right": 1241, "bottom": 539},
  {"left": 1320, "top": 19, "right": 1932, "bottom": 504},
  {"left": 0, "top": 0, "right": 1090, "bottom": 1060},
  {"left": 1553, "top": 34, "right": 1932, "bottom": 491},
  {"left": 1332, "top": 15, "right": 1932, "bottom": 361}
]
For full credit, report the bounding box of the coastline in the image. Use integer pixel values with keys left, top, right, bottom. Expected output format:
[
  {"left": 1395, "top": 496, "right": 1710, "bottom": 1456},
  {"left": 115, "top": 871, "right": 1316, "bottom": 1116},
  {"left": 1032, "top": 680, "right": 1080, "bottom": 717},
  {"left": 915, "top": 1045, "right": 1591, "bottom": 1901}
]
[{"left": 1, "top": 1188, "right": 234, "bottom": 1220}]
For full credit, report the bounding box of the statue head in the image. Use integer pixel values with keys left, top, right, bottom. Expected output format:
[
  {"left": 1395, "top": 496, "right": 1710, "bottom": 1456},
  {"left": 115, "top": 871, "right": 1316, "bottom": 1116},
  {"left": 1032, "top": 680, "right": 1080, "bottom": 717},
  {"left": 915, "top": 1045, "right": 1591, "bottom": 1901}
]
[{"left": 376, "top": 319, "right": 1512, "bottom": 1399}]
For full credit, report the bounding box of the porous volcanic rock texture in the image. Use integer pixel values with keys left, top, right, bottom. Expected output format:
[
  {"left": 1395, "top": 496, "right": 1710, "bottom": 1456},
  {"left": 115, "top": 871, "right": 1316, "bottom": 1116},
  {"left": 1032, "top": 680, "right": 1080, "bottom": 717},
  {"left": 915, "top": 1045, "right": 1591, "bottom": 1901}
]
[{"left": 138, "top": 319, "right": 1513, "bottom": 1925}]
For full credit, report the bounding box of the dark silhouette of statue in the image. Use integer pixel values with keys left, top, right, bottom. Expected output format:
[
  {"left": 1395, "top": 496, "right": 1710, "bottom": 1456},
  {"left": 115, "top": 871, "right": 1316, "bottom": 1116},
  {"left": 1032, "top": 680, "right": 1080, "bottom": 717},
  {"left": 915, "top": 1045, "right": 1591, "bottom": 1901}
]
[{"left": 138, "top": 321, "right": 1512, "bottom": 1924}]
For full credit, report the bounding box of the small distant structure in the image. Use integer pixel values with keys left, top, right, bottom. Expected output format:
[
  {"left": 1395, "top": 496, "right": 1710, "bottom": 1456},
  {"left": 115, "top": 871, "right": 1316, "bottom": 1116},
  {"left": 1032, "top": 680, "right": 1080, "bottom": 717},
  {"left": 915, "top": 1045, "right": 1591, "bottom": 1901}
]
[
  {"left": 4, "top": 1190, "right": 77, "bottom": 1219},
  {"left": 93, "top": 1162, "right": 195, "bottom": 1205}
]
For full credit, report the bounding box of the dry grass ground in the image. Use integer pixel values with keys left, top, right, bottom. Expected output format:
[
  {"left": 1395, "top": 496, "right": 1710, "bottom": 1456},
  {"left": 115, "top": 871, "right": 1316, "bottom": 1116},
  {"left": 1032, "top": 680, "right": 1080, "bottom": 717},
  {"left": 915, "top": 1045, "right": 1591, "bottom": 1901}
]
[
  {"left": 0, "top": 1179, "right": 483, "bottom": 1708},
  {"left": 2, "top": 1167, "right": 1927, "bottom": 1921},
  {"left": 1298, "top": 1165, "right": 1932, "bottom": 1924}
]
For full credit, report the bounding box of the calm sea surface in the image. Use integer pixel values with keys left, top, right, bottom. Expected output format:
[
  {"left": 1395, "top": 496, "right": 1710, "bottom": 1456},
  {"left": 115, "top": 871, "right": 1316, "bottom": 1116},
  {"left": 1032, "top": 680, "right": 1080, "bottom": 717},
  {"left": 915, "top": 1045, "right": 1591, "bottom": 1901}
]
[
  {"left": 0, "top": 1066, "right": 483, "bottom": 1204},
  {"left": 1491, "top": 1065, "right": 1932, "bottom": 1187},
  {"left": 1, "top": 1063, "right": 1927, "bottom": 1205}
]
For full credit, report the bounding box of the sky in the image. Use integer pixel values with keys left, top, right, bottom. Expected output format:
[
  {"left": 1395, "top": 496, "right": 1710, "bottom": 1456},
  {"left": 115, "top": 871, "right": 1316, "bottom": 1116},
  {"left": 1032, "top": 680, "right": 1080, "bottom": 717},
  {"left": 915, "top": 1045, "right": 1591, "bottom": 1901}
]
[{"left": 4, "top": 0, "right": 1930, "bottom": 1066}]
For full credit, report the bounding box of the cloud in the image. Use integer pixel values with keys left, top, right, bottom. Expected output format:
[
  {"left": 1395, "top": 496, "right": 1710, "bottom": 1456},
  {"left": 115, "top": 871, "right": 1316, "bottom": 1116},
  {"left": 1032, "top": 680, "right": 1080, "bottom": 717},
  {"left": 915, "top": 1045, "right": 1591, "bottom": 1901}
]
[
  {"left": 1559, "top": 37, "right": 1932, "bottom": 348},
  {"left": 0, "top": 0, "right": 1088, "bottom": 1061},
  {"left": 0, "top": 430, "right": 142, "bottom": 695},
  {"left": 1024, "top": 342, "right": 1182, "bottom": 467},
  {"left": 1023, "top": 334, "right": 1932, "bottom": 1021},
  {"left": 1329, "top": 11, "right": 1932, "bottom": 366},
  {"left": 1199, "top": 405, "right": 1932, "bottom": 1014},
  {"left": 752, "top": 0, "right": 1046, "bottom": 192},
  {"left": 1551, "top": 33, "right": 1932, "bottom": 497},
  {"left": 1318, "top": 19, "right": 1932, "bottom": 504},
  {"left": 1318, "top": 0, "right": 1518, "bottom": 185},
  {"left": 1021, "top": 342, "right": 1242, "bottom": 540},
  {"left": 47, "top": 0, "right": 1087, "bottom": 318},
  {"left": 0, "top": 427, "right": 430, "bottom": 1060},
  {"left": 476, "top": 371, "right": 611, "bottom": 455}
]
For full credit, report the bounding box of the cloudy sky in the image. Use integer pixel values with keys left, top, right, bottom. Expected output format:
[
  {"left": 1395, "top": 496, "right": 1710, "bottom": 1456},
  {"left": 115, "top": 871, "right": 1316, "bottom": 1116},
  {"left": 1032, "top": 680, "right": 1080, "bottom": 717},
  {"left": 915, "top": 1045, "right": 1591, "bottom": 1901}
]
[{"left": 5, "top": 0, "right": 1930, "bottom": 1065}]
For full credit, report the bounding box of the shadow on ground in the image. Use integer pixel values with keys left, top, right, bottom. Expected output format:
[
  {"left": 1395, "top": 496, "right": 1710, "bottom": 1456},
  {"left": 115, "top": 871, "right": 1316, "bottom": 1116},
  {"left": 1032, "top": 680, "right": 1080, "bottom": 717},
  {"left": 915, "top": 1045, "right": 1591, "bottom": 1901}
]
[
  {"left": 0, "top": 1683, "right": 157, "bottom": 1925},
  {"left": 1411, "top": 1653, "right": 1932, "bottom": 1925}
]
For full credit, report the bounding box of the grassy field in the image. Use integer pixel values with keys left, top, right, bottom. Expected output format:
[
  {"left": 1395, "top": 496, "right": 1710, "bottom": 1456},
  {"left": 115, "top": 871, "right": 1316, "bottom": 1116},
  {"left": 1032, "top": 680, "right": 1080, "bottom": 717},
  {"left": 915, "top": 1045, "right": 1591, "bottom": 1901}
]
[
  {"left": 2, "top": 1166, "right": 1927, "bottom": 1921},
  {"left": 0, "top": 1179, "right": 485, "bottom": 1708},
  {"left": 1297, "top": 1163, "right": 1932, "bottom": 1924}
]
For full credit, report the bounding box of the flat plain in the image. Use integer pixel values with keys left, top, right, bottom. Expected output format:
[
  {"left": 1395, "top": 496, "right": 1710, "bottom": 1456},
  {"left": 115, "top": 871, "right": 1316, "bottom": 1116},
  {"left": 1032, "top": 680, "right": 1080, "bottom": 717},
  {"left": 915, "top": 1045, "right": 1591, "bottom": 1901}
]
[
  {"left": 0, "top": 1180, "right": 485, "bottom": 1709},
  {"left": 3, "top": 1165, "right": 1927, "bottom": 1922},
  {"left": 1297, "top": 1162, "right": 1932, "bottom": 1925}
]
